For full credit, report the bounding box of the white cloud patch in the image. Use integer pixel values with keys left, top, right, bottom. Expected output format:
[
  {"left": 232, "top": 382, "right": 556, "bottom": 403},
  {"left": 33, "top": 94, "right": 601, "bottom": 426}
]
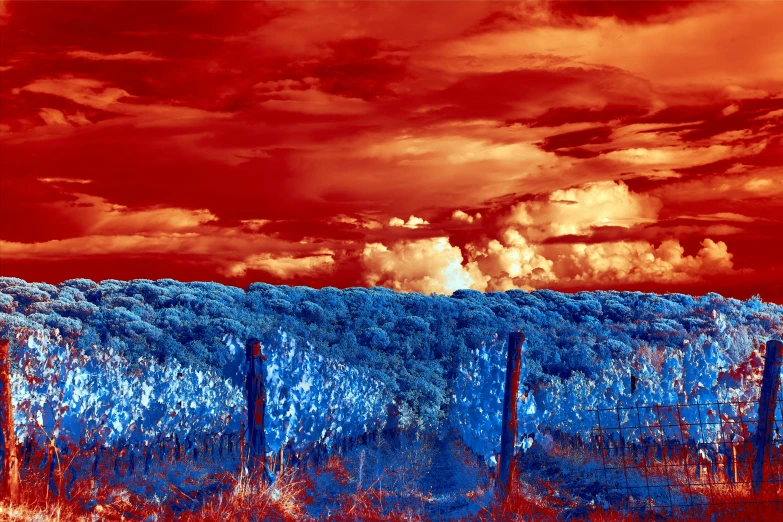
[
  {"left": 452, "top": 210, "right": 482, "bottom": 223},
  {"left": 361, "top": 238, "right": 487, "bottom": 295},
  {"left": 506, "top": 180, "right": 661, "bottom": 240},
  {"left": 360, "top": 178, "right": 738, "bottom": 294},
  {"left": 557, "top": 238, "right": 734, "bottom": 285},
  {"left": 465, "top": 229, "right": 557, "bottom": 291},
  {"left": 388, "top": 215, "right": 430, "bottom": 229}
]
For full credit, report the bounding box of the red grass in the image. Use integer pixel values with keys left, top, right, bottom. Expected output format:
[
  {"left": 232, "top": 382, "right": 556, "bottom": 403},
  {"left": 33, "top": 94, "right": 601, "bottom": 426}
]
[
  {"left": 319, "top": 455, "right": 351, "bottom": 487},
  {"left": 3, "top": 444, "right": 782, "bottom": 521}
]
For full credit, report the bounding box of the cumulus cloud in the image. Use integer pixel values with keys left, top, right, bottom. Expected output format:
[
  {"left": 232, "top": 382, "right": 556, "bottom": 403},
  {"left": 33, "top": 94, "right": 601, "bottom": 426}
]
[
  {"left": 361, "top": 232, "right": 735, "bottom": 294},
  {"left": 474, "top": 181, "right": 738, "bottom": 289},
  {"left": 362, "top": 179, "right": 740, "bottom": 294},
  {"left": 361, "top": 238, "right": 487, "bottom": 294},
  {"left": 465, "top": 229, "right": 557, "bottom": 291},
  {"left": 506, "top": 180, "right": 661, "bottom": 240},
  {"left": 452, "top": 210, "right": 482, "bottom": 223},
  {"left": 461, "top": 236, "right": 735, "bottom": 291},
  {"left": 388, "top": 215, "right": 430, "bottom": 228},
  {"left": 558, "top": 238, "right": 733, "bottom": 285}
]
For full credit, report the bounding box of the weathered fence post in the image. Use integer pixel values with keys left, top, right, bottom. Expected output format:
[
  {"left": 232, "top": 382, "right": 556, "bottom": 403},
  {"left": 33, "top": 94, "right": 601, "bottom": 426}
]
[
  {"left": 1, "top": 339, "right": 21, "bottom": 503},
  {"left": 752, "top": 339, "right": 783, "bottom": 495},
  {"left": 732, "top": 444, "right": 738, "bottom": 484},
  {"left": 246, "top": 337, "right": 268, "bottom": 482},
  {"left": 499, "top": 331, "right": 525, "bottom": 498}
]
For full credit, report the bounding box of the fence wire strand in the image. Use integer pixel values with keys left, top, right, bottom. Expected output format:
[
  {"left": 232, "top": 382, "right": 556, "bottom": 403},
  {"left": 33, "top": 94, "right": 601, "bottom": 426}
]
[{"left": 583, "top": 391, "right": 783, "bottom": 514}]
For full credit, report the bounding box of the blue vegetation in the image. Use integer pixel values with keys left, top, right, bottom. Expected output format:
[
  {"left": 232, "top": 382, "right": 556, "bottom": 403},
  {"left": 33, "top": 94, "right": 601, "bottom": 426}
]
[{"left": 1, "top": 276, "right": 781, "bottom": 424}]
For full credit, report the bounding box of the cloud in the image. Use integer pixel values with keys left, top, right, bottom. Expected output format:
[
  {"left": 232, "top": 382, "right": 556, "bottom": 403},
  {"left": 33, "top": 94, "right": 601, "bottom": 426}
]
[
  {"left": 222, "top": 252, "right": 335, "bottom": 279},
  {"left": 65, "top": 50, "right": 164, "bottom": 62},
  {"left": 257, "top": 79, "right": 371, "bottom": 115},
  {"left": 676, "top": 212, "right": 755, "bottom": 223},
  {"left": 557, "top": 238, "right": 734, "bottom": 285},
  {"left": 360, "top": 133, "right": 556, "bottom": 167},
  {"left": 506, "top": 180, "right": 661, "bottom": 240},
  {"left": 388, "top": 215, "right": 430, "bottom": 229},
  {"left": 330, "top": 215, "right": 383, "bottom": 230},
  {"left": 19, "top": 78, "right": 132, "bottom": 110},
  {"left": 0, "top": 0, "right": 8, "bottom": 26},
  {"left": 724, "top": 85, "right": 769, "bottom": 100},
  {"left": 465, "top": 228, "right": 557, "bottom": 291},
  {"left": 436, "top": 2, "right": 783, "bottom": 86},
  {"left": 51, "top": 193, "right": 217, "bottom": 235},
  {"left": 17, "top": 77, "right": 229, "bottom": 123},
  {"left": 38, "top": 177, "right": 92, "bottom": 184},
  {"left": 602, "top": 142, "right": 767, "bottom": 169},
  {"left": 361, "top": 237, "right": 487, "bottom": 294},
  {"left": 360, "top": 229, "right": 737, "bottom": 294},
  {"left": 652, "top": 167, "right": 783, "bottom": 203},
  {"left": 1, "top": 0, "right": 778, "bottom": 301},
  {"left": 11, "top": 191, "right": 218, "bottom": 240},
  {"left": 38, "top": 108, "right": 70, "bottom": 126},
  {"left": 451, "top": 179, "right": 740, "bottom": 291},
  {"left": 240, "top": 219, "right": 272, "bottom": 231},
  {"left": 38, "top": 108, "right": 91, "bottom": 126},
  {"left": 452, "top": 210, "right": 481, "bottom": 223},
  {"left": 0, "top": 234, "right": 196, "bottom": 259}
]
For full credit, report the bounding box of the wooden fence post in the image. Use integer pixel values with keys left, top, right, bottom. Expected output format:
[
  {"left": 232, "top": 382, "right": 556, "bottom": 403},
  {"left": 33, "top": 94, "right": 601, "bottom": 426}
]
[
  {"left": 246, "top": 338, "right": 268, "bottom": 482},
  {"left": 1, "top": 338, "right": 21, "bottom": 503},
  {"left": 732, "top": 445, "right": 738, "bottom": 484},
  {"left": 499, "top": 331, "right": 525, "bottom": 498},
  {"left": 752, "top": 339, "right": 783, "bottom": 495}
]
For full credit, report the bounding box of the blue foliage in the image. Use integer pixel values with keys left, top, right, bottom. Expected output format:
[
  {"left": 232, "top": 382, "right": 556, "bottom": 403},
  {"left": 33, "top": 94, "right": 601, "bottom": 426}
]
[{"left": 1, "top": 276, "right": 781, "bottom": 423}]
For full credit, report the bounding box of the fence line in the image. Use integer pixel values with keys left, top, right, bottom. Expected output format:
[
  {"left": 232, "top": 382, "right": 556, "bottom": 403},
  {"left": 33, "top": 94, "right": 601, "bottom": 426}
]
[{"left": 586, "top": 395, "right": 783, "bottom": 512}]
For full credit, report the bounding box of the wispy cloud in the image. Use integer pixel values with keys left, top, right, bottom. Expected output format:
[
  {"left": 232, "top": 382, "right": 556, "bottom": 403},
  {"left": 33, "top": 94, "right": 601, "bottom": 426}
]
[{"left": 65, "top": 50, "right": 164, "bottom": 62}]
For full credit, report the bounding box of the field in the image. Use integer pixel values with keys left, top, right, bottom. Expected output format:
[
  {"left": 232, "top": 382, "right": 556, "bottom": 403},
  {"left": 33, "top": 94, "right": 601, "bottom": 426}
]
[{"left": 2, "top": 278, "right": 782, "bottom": 520}]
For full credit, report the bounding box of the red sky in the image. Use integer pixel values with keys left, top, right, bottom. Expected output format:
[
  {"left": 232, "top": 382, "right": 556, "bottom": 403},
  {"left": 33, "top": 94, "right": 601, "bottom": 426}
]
[{"left": 1, "top": 1, "right": 782, "bottom": 302}]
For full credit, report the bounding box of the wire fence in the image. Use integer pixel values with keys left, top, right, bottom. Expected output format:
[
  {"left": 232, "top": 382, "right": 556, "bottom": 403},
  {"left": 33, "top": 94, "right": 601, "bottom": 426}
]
[{"left": 586, "top": 392, "right": 783, "bottom": 513}]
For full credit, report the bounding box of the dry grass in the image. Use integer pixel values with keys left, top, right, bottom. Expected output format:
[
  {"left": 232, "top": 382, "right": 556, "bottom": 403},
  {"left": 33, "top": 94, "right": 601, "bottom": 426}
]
[
  {"left": 3, "top": 441, "right": 782, "bottom": 521},
  {"left": 176, "top": 466, "right": 314, "bottom": 522}
]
